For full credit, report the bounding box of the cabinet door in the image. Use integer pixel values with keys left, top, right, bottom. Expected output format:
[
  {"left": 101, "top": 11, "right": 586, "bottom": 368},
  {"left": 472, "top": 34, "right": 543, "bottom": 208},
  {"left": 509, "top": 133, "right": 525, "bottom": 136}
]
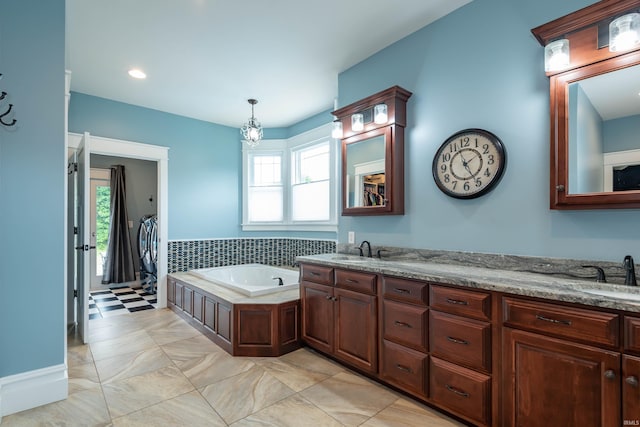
[
  {"left": 301, "top": 281, "right": 334, "bottom": 354},
  {"left": 623, "top": 355, "right": 640, "bottom": 425},
  {"left": 167, "top": 278, "right": 175, "bottom": 304},
  {"left": 174, "top": 281, "right": 184, "bottom": 309},
  {"left": 503, "top": 328, "right": 620, "bottom": 427},
  {"left": 334, "top": 287, "right": 377, "bottom": 373}
]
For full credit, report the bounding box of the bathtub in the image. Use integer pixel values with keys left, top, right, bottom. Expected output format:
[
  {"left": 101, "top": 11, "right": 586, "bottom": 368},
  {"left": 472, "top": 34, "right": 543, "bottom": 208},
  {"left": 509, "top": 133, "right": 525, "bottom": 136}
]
[{"left": 190, "top": 263, "right": 299, "bottom": 297}]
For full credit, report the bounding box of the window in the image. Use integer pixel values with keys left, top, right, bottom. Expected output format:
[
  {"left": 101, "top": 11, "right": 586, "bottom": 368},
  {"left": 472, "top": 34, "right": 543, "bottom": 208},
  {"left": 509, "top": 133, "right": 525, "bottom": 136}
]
[{"left": 243, "top": 123, "right": 337, "bottom": 231}]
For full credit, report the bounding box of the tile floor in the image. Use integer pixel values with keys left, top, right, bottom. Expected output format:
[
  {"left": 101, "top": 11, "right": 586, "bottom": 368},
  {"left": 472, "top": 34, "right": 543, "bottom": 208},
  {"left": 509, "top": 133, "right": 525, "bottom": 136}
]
[
  {"left": 1, "top": 308, "right": 465, "bottom": 426},
  {"left": 89, "top": 287, "right": 157, "bottom": 320}
]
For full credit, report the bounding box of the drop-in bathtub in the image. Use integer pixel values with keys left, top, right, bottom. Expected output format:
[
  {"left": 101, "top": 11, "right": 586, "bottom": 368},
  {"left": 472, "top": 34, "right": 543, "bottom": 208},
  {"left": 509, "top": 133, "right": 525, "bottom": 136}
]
[{"left": 190, "top": 263, "right": 299, "bottom": 297}]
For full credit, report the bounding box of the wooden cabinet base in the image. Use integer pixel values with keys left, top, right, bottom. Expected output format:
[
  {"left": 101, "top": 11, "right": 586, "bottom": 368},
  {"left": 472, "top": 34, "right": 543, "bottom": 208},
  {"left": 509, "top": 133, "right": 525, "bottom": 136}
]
[{"left": 167, "top": 276, "right": 300, "bottom": 357}]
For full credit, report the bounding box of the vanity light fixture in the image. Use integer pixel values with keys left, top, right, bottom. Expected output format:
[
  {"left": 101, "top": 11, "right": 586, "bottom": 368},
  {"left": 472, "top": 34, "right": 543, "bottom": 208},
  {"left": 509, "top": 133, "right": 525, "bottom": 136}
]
[
  {"left": 609, "top": 13, "right": 640, "bottom": 52},
  {"left": 351, "top": 113, "right": 364, "bottom": 132},
  {"left": 128, "top": 68, "right": 147, "bottom": 79},
  {"left": 240, "top": 98, "right": 263, "bottom": 147},
  {"left": 373, "top": 103, "right": 388, "bottom": 124},
  {"left": 544, "top": 39, "right": 570, "bottom": 72}
]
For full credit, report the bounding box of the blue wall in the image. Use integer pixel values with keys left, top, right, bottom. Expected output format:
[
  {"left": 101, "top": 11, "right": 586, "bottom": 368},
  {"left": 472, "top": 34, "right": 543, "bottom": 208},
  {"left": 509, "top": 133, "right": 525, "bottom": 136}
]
[
  {"left": 69, "top": 93, "right": 336, "bottom": 241},
  {"left": 337, "top": 0, "right": 640, "bottom": 262},
  {"left": 0, "top": 0, "right": 66, "bottom": 377},
  {"left": 604, "top": 114, "right": 640, "bottom": 153},
  {"left": 572, "top": 84, "right": 604, "bottom": 193}
]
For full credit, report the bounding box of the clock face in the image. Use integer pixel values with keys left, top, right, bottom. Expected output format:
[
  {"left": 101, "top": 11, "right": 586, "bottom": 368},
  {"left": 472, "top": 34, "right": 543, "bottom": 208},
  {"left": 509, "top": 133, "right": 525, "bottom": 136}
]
[{"left": 432, "top": 129, "right": 506, "bottom": 199}]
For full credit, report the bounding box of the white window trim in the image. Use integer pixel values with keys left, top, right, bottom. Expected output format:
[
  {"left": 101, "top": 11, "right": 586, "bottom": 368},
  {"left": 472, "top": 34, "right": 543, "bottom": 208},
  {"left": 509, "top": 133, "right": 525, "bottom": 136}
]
[{"left": 242, "top": 123, "right": 338, "bottom": 232}]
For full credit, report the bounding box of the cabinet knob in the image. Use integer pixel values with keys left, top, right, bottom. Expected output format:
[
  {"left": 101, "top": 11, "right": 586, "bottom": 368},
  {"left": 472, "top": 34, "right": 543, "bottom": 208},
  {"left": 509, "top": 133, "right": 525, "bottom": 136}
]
[
  {"left": 604, "top": 369, "right": 616, "bottom": 380},
  {"left": 626, "top": 376, "right": 639, "bottom": 387}
]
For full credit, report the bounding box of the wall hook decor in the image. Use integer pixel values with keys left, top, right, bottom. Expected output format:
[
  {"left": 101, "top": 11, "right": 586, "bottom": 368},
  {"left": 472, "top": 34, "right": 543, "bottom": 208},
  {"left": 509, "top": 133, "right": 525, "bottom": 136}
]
[{"left": 0, "top": 74, "right": 17, "bottom": 128}]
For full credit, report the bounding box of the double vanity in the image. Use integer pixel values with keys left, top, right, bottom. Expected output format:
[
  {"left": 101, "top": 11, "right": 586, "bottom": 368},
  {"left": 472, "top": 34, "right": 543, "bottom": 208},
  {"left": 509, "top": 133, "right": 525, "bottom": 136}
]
[{"left": 297, "top": 252, "right": 640, "bottom": 427}]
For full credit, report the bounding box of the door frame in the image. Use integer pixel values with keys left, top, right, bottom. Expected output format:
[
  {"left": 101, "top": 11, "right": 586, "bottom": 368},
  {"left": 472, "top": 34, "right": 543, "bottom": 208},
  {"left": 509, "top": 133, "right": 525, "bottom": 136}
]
[{"left": 68, "top": 132, "right": 169, "bottom": 314}]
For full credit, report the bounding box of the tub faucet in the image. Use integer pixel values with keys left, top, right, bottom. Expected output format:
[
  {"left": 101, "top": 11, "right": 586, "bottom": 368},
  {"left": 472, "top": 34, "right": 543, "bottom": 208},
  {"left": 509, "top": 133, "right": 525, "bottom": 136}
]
[
  {"left": 624, "top": 255, "right": 637, "bottom": 286},
  {"left": 272, "top": 277, "right": 284, "bottom": 286},
  {"left": 359, "top": 240, "right": 372, "bottom": 258}
]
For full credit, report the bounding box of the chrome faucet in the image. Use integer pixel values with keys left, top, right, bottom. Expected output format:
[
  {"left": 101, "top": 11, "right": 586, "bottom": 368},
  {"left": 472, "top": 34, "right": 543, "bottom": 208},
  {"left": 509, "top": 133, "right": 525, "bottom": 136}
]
[
  {"left": 624, "top": 255, "right": 637, "bottom": 286},
  {"left": 358, "top": 240, "right": 372, "bottom": 258}
]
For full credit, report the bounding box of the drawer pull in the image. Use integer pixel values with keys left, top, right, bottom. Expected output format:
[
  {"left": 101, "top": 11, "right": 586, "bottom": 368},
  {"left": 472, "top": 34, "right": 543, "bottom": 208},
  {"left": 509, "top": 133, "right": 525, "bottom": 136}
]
[
  {"left": 346, "top": 278, "right": 359, "bottom": 284},
  {"left": 446, "top": 336, "right": 469, "bottom": 345},
  {"left": 604, "top": 370, "right": 616, "bottom": 380},
  {"left": 395, "top": 364, "right": 412, "bottom": 373},
  {"left": 310, "top": 271, "right": 320, "bottom": 276},
  {"left": 445, "top": 384, "right": 469, "bottom": 398},
  {"left": 536, "top": 314, "right": 572, "bottom": 326},
  {"left": 446, "top": 298, "right": 468, "bottom": 306},
  {"left": 394, "top": 320, "right": 412, "bottom": 328},
  {"left": 626, "top": 376, "right": 639, "bottom": 387},
  {"left": 393, "top": 288, "right": 410, "bottom": 294}
]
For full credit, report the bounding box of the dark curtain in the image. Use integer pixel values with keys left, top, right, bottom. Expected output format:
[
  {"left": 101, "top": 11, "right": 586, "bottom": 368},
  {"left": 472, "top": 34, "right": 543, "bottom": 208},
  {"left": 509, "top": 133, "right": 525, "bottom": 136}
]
[{"left": 102, "top": 165, "right": 136, "bottom": 284}]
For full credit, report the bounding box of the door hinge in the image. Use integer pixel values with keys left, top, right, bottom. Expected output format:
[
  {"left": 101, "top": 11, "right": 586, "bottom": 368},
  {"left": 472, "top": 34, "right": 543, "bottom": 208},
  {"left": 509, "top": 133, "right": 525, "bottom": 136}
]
[
  {"left": 74, "top": 226, "right": 78, "bottom": 235},
  {"left": 74, "top": 290, "right": 78, "bottom": 298},
  {"left": 67, "top": 162, "right": 78, "bottom": 175}
]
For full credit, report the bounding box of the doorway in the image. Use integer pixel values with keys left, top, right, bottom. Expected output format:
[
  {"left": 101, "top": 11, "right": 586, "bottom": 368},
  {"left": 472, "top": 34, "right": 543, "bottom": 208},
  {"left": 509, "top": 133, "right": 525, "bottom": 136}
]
[{"left": 67, "top": 131, "right": 169, "bottom": 344}]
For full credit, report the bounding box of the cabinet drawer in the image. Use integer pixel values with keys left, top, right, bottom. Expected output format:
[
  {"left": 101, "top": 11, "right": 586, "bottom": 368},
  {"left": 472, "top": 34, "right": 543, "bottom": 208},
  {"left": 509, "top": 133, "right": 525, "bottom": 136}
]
[
  {"left": 430, "top": 311, "right": 491, "bottom": 372},
  {"left": 430, "top": 357, "right": 490, "bottom": 426},
  {"left": 300, "top": 264, "right": 333, "bottom": 285},
  {"left": 381, "top": 340, "right": 427, "bottom": 397},
  {"left": 383, "top": 300, "right": 428, "bottom": 352},
  {"left": 335, "top": 269, "right": 376, "bottom": 294},
  {"left": 383, "top": 276, "right": 428, "bottom": 306},
  {"left": 503, "top": 297, "right": 619, "bottom": 347},
  {"left": 625, "top": 316, "right": 640, "bottom": 353},
  {"left": 430, "top": 285, "right": 491, "bottom": 321}
]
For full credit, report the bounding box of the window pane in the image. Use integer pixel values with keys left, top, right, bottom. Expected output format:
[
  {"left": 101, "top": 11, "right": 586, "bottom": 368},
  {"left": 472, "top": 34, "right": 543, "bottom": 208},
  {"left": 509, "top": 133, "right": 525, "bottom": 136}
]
[
  {"left": 296, "top": 142, "right": 329, "bottom": 183},
  {"left": 248, "top": 186, "right": 283, "bottom": 222},
  {"left": 292, "top": 180, "right": 329, "bottom": 221},
  {"left": 95, "top": 185, "right": 110, "bottom": 276},
  {"left": 252, "top": 155, "right": 281, "bottom": 186}
]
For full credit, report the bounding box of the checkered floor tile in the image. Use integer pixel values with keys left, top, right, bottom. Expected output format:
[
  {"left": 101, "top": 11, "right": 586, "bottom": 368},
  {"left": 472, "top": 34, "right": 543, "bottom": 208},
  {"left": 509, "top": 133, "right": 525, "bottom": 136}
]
[{"left": 89, "top": 286, "right": 157, "bottom": 320}]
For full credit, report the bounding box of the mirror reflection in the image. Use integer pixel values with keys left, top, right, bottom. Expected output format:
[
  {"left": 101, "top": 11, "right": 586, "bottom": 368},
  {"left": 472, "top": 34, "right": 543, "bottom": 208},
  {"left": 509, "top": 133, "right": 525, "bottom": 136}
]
[
  {"left": 345, "top": 135, "right": 386, "bottom": 208},
  {"left": 568, "top": 64, "right": 640, "bottom": 194}
]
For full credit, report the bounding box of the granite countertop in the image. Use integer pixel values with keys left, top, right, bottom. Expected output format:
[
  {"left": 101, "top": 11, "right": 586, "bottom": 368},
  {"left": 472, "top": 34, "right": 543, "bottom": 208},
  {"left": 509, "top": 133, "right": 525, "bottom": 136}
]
[
  {"left": 296, "top": 253, "right": 640, "bottom": 313},
  {"left": 170, "top": 271, "right": 300, "bottom": 304}
]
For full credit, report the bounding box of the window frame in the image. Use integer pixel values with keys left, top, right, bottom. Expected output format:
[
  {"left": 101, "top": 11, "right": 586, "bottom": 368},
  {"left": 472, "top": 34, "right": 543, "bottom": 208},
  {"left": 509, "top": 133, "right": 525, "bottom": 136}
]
[{"left": 242, "top": 123, "right": 337, "bottom": 232}]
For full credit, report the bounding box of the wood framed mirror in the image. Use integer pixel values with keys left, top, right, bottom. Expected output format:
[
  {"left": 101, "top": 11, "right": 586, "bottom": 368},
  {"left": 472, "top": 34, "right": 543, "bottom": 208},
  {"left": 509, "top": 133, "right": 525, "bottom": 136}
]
[
  {"left": 333, "top": 86, "right": 412, "bottom": 216},
  {"left": 532, "top": 0, "right": 640, "bottom": 209}
]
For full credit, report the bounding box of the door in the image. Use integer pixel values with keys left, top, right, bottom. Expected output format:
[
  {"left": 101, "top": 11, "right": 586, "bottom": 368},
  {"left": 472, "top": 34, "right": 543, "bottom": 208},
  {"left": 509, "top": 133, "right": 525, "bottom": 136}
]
[
  {"left": 89, "top": 169, "right": 111, "bottom": 288},
  {"left": 502, "top": 328, "right": 620, "bottom": 427},
  {"left": 301, "top": 281, "right": 334, "bottom": 354},
  {"left": 334, "top": 287, "right": 377, "bottom": 373},
  {"left": 76, "top": 132, "right": 91, "bottom": 343}
]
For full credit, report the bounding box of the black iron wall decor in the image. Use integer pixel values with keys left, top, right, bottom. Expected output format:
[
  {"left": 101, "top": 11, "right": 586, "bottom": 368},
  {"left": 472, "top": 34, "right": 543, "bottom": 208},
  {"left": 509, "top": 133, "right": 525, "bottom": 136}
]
[{"left": 0, "top": 73, "right": 17, "bottom": 128}]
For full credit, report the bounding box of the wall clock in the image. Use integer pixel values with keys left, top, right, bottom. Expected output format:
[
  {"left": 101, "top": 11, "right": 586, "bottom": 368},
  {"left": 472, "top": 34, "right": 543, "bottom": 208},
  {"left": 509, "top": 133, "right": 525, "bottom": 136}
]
[{"left": 432, "top": 128, "right": 506, "bottom": 199}]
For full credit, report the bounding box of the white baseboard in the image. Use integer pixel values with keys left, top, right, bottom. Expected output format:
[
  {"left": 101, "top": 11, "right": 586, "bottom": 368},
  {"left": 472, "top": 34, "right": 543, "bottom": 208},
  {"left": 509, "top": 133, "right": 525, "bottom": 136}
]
[{"left": 0, "top": 364, "right": 68, "bottom": 418}]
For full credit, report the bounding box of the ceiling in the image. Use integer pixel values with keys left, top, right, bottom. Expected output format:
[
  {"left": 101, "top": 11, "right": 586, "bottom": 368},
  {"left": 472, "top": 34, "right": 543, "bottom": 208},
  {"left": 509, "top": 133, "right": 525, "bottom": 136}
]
[{"left": 66, "top": 0, "right": 471, "bottom": 129}]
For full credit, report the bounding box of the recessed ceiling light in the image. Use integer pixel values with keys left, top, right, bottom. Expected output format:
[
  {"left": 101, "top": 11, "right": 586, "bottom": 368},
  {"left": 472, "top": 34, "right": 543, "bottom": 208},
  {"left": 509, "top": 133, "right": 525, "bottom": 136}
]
[{"left": 128, "top": 69, "right": 146, "bottom": 79}]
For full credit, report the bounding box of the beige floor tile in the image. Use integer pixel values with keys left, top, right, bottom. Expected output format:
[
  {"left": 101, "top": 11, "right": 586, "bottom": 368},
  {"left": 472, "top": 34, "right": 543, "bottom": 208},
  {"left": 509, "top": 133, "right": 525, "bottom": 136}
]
[
  {"left": 67, "top": 343, "right": 94, "bottom": 367},
  {"left": 161, "top": 334, "right": 225, "bottom": 362},
  {"left": 1, "top": 386, "right": 111, "bottom": 427},
  {"left": 90, "top": 329, "right": 157, "bottom": 361},
  {"left": 200, "top": 364, "right": 296, "bottom": 424},
  {"left": 102, "top": 365, "right": 194, "bottom": 418},
  {"left": 145, "top": 317, "right": 202, "bottom": 345},
  {"left": 230, "top": 394, "right": 344, "bottom": 427},
  {"left": 300, "top": 371, "right": 398, "bottom": 426},
  {"left": 94, "top": 346, "right": 173, "bottom": 383},
  {"left": 361, "top": 397, "right": 466, "bottom": 427},
  {"left": 256, "top": 347, "right": 344, "bottom": 392},
  {"left": 111, "top": 390, "right": 226, "bottom": 427},
  {"left": 176, "top": 348, "right": 256, "bottom": 388},
  {"left": 68, "top": 361, "right": 101, "bottom": 395}
]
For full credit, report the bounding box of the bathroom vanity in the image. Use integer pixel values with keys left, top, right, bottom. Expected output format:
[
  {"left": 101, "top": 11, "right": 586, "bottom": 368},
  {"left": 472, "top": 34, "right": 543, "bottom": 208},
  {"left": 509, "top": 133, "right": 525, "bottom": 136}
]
[{"left": 297, "top": 253, "right": 640, "bottom": 427}]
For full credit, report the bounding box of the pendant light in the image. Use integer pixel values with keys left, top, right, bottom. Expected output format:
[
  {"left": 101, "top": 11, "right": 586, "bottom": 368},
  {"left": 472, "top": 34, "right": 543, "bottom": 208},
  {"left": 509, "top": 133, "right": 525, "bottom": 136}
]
[{"left": 240, "top": 99, "right": 263, "bottom": 147}]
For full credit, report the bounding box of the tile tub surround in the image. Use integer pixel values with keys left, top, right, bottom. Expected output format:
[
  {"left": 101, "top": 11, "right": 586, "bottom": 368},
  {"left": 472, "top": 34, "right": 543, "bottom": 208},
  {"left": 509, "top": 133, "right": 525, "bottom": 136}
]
[
  {"left": 299, "top": 250, "right": 640, "bottom": 313},
  {"left": 168, "top": 238, "right": 336, "bottom": 273},
  {"left": 1, "top": 308, "right": 464, "bottom": 426}
]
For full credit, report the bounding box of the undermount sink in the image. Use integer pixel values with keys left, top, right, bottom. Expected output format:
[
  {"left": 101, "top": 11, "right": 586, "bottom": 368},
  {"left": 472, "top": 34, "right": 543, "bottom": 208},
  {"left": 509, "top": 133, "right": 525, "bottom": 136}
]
[{"left": 582, "top": 289, "right": 640, "bottom": 302}]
